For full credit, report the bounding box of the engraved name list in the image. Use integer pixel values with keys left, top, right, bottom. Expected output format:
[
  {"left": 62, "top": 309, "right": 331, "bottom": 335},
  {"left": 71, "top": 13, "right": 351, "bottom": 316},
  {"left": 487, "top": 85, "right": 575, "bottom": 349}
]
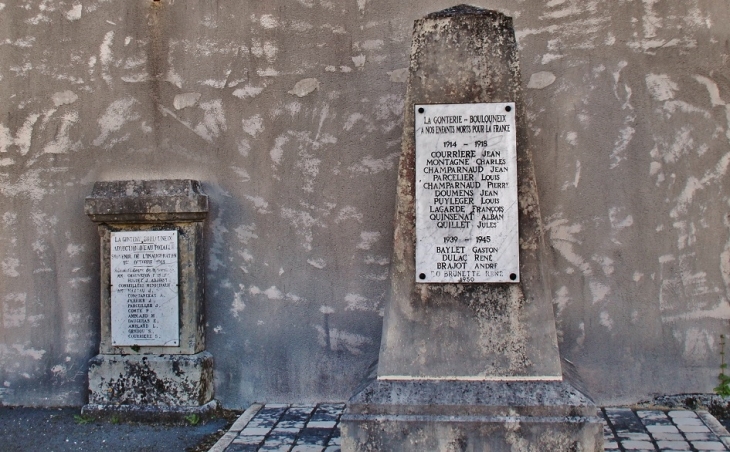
[
  {"left": 415, "top": 103, "right": 520, "bottom": 283},
  {"left": 110, "top": 230, "right": 179, "bottom": 346}
]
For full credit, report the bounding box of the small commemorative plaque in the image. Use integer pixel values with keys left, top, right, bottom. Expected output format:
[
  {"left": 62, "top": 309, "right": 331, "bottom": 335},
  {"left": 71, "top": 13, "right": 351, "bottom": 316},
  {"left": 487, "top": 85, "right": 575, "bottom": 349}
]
[
  {"left": 415, "top": 102, "right": 519, "bottom": 283},
  {"left": 110, "top": 230, "right": 179, "bottom": 346}
]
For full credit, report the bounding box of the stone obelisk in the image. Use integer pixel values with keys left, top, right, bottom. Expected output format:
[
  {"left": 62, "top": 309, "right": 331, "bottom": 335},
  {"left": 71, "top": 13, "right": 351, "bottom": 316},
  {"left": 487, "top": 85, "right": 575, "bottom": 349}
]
[{"left": 341, "top": 6, "right": 603, "bottom": 451}]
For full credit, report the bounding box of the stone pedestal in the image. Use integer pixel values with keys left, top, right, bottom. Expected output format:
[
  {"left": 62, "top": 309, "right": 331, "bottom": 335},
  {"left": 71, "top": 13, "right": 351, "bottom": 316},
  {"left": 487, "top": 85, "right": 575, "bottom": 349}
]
[
  {"left": 83, "top": 179, "right": 216, "bottom": 419},
  {"left": 345, "top": 379, "right": 601, "bottom": 451},
  {"left": 341, "top": 6, "right": 603, "bottom": 451}
]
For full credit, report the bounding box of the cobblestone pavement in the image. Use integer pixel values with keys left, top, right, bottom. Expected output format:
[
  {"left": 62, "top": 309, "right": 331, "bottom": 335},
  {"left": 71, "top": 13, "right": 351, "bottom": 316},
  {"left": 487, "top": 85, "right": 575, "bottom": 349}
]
[
  {"left": 602, "top": 408, "right": 730, "bottom": 451},
  {"left": 210, "top": 403, "right": 730, "bottom": 452},
  {"left": 209, "top": 403, "right": 343, "bottom": 452}
]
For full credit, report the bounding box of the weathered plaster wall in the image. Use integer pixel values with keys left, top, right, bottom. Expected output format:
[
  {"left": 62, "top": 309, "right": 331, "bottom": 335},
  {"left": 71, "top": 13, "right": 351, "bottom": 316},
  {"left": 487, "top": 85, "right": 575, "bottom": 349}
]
[{"left": 0, "top": 0, "right": 728, "bottom": 407}]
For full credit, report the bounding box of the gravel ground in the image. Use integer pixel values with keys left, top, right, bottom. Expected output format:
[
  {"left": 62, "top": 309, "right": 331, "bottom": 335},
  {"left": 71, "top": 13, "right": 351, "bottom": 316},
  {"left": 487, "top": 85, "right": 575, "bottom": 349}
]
[{"left": 0, "top": 406, "right": 236, "bottom": 452}]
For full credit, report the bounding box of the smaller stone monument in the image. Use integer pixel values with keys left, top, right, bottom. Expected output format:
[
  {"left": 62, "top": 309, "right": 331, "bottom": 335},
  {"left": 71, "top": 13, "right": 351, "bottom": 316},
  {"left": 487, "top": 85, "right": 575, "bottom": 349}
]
[{"left": 83, "top": 179, "right": 215, "bottom": 420}]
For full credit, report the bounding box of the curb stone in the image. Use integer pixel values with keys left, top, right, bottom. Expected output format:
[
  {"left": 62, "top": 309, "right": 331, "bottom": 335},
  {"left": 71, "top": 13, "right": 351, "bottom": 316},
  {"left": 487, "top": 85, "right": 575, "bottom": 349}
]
[{"left": 208, "top": 404, "right": 263, "bottom": 452}]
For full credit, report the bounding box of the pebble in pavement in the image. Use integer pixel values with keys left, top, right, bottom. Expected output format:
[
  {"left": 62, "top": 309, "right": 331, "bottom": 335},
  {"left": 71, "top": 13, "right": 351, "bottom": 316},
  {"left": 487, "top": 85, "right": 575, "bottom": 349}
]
[{"left": 212, "top": 403, "right": 730, "bottom": 452}]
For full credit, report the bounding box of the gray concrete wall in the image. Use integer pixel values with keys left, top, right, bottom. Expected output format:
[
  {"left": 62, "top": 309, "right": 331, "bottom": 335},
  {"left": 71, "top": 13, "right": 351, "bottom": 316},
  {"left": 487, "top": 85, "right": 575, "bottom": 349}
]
[{"left": 0, "top": 0, "right": 728, "bottom": 407}]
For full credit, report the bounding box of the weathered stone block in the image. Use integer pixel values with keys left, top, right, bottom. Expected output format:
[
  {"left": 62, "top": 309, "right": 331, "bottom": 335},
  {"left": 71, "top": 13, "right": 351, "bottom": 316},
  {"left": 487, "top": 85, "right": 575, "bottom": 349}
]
[
  {"left": 342, "top": 379, "right": 604, "bottom": 451},
  {"left": 342, "top": 414, "right": 603, "bottom": 452},
  {"left": 85, "top": 179, "right": 208, "bottom": 223},
  {"left": 86, "top": 352, "right": 214, "bottom": 407}
]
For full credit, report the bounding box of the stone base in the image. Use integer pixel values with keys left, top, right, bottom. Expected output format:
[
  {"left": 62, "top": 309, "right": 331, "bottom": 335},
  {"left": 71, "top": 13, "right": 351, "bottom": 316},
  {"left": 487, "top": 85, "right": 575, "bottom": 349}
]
[
  {"left": 85, "top": 351, "right": 214, "bottom": 413},
  {"left": 341, "top": 379, "right": 604, "bottom": 451}
]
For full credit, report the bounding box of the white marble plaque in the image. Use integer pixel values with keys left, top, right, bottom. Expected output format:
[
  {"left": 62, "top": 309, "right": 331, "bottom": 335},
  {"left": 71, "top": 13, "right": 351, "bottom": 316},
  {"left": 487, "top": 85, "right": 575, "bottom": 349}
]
[
  {"left": 110, "top": 230, "right": 179, "bottom": 346},
  {"left": 415, "top": 103, "right": 519, "bottom": 283}
]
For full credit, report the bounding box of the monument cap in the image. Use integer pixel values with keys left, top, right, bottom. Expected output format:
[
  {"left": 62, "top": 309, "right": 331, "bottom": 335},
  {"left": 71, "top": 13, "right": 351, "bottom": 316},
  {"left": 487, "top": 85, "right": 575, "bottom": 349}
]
[{"left": 85, "top": 179, "right": 208, "bottom": 223}]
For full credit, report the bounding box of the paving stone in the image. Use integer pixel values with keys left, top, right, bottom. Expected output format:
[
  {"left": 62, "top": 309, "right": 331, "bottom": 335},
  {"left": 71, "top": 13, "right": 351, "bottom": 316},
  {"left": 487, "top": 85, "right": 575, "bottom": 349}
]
[
  {"left": 605, "top": 441, "right": 619, "bottom": 448},
  {"left": 278, "top": 421, "right": 306, "bottom": 430},
  {"left": 226, "top": 444, "right": 260, "bottom": 452},
  {"left": 669, "top": 411, "right": 699, "bottom": 419},
  {"left": 673, "top": 418, "right": 705, "bottom": 426},
  {"left": 291, "top": 446, "right": 324, "bottom": 452},
  {"left": 264, "top": 431, "right": 297, "bottom": 446},
  {"left": 647, "top": 424, "right": 680, "bottom": 433},
  {"left": 309, "top": 412, "right": 338, "bottom": 422},
  {"left": 646, "top": 418, "right": 675, "bottom": 426},
  {"left": 241, "top": 427, "right": 272, "bottom": 436},
  {"left": 307, "top": 421, "right": 337, "bottom": 429},
  {"left": 621, "top": 440, "right": 655, "bottom": 450},
  {"left": 656, "top": 440, "right": 690, "bottom": 450},
  {"left": 309, "top": 404, "right": 344, "bottom": 423},
  {"left": 247, "top": 418, "right": 271, "bottom": 426},
  {"left": 258, "top": 406, "right": 289, "bottom": 419},
  {"left": 324, "top": 447, "right": 341, "bottom": 452},
  {"left": 319, "top": 403, "right": 345, "bottom": 411},
  {"left": 691, "top": 441, "right": 727, "bottom": 450},
  {"left": 638, "top": 410, "right": 670, "bottom": 421},
  {"left": 259, "top": 446, "right": 292, "bottom": 452},
  {"left": 259, "top": 414, "right": 286, "bottom": 423},
  {"left": 686, "top": 433, "right": 720, "bottom": 441},
  {"left": 232, "top": 435, "right": 266, "bottom": 445},
  {"left": 283, "top": 406, "right": 316, "bottom": 420},
  {"left": 618, "top": 432, "right": 652, "bottom": 441},
  {"left": 604, "top": 408, "right": 647, "bottom": 433},
  {"left": 247, "top": 419, "right": 279, "bottom": 429},
  {"left": 644, "top": 418, "right": 675, "bottom": 426},
  {"left": 678, "top": 424, "right": 711, "bottom": 433},
  {"left": 257, "top": 409, "right": 288, "bottom": 419},
  {"left": 296, "top": 427, "right": 332, "bottom": 446},
  {"left": 652, "top": 433, "right": 686, "bottom": 441},
  {"left": 272, "top": 426, "right": 302, "bottom": 433}
]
